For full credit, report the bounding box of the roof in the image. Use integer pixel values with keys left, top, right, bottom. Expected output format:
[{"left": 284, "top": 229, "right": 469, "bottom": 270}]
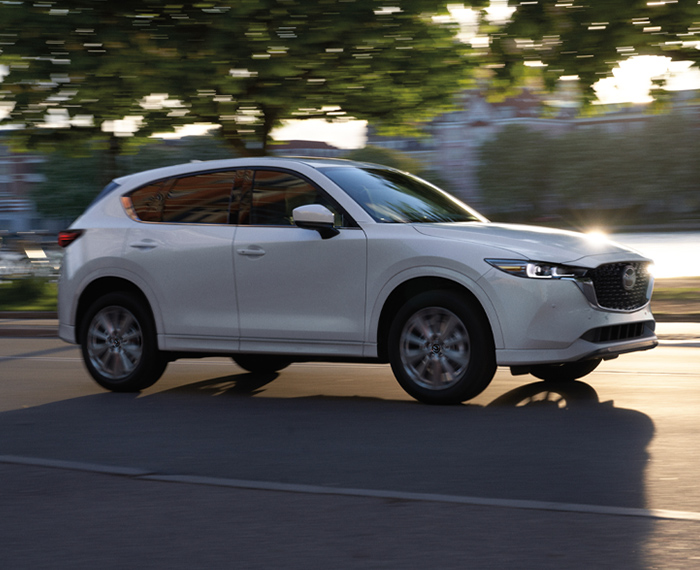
[{"left": 110, "top": 156, "right": 387, "bottom": 190}]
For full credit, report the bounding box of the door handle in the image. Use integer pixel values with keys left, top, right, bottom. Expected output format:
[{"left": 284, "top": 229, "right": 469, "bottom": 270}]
[
  {"left": 129, "top": 241, "right": 157, "bottom": 251},
  {"left": 237, "top": 246, "right": 266, "bottom": 258}
]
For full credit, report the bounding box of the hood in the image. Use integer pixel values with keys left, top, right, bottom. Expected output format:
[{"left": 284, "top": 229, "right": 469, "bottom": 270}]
[{"left": 413, "top": 223, "right": 646, "bottom": 266}]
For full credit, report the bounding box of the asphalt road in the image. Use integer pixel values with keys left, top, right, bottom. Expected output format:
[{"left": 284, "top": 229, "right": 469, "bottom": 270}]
[{"left": 1, "top": 337, "right": 700, "bottom": 569}]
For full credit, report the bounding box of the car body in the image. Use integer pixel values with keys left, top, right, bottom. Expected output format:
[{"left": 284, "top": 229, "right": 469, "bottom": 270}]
[{"left": 57, "top": 157, "right": 657, "bottom": 404}]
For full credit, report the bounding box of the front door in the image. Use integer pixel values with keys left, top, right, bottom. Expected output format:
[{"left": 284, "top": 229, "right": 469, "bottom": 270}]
[{"left": 232, "top": 169, "right": 367, "bottom": 355}]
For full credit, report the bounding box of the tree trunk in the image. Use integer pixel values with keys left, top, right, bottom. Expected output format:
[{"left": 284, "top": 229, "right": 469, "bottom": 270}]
[{"left": 101, "top": 135, "right": 122, "bottom": 187}]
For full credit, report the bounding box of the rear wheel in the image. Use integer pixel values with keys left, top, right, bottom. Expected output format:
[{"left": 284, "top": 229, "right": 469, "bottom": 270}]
[
  {"left": 530, "top": 358, "right": 602, "bottom": 383},
  {"left": 388, "top": 291, "right": 496, "bottom": 405},
  {"left": 232, "top": 354, "right": 292, "bottom": 375},
  {"left": 80, "top": 292, "right": 166, "bottom": 392}
]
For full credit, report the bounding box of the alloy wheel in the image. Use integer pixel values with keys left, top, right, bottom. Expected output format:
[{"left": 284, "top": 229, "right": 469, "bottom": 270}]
[
  {"left": 86, "top": 305, "right": 143, "bottom": 380},
  {"left": 399, "top": 306, "right": 471, "bottom": 390}
]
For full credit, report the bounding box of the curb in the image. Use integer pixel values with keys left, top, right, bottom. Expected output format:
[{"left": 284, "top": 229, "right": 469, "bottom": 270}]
[
  {"left": 0, "top": 327, "right": 58, "bottom": 338},
  {"left": 0, "top": 311, "right": 57, "bottom": 319},
  {"left": 0, "top": 312, "right": 57, "bottom": 338}
]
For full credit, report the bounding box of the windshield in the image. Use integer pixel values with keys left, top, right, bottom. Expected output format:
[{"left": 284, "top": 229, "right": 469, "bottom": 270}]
[{"left": 320, "top": 166, "right": 487, "bottom": 224}]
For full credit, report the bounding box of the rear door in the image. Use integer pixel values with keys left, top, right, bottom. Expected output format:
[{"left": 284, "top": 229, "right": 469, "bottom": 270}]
[{"left": 123, "top": 169, "right": 239, "bottom": 342}]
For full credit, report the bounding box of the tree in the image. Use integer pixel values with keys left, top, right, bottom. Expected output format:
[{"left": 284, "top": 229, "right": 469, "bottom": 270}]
[
  {"left": 476, "top": 124, "right": 554, "bottom": 220},
  {"left": 345, "top": 144, "right": 453, "bottom": 191},
  {"left": 31, "top": 136, "right": 232, "bottom": 221},
  {"left": 345, "top": 146, "right": 424, "bottom": 173},
  {"left": 0, "top": 1, "right": 194, "bottom": 180},
  {"left": 476, "top": 112, "right": 700, "bottom": 227},
  {"left": 488, "top": 0, "right": 700, "bottom": 101},
  {"left": 0, "top": 1, "right": 477, "bottom": 157}
]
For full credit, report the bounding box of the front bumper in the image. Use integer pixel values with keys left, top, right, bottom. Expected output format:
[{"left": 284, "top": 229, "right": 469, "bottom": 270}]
[
  {"left": 479, "top": 267, "right": 657, "bottom": 366},
  {"left": 497, "top": 324, "right": 657, "bottom": 366}
]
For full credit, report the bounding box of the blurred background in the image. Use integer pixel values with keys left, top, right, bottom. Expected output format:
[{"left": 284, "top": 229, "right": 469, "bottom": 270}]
[{"left": 1, "top": 1, "right": 699, "bottom": 314}]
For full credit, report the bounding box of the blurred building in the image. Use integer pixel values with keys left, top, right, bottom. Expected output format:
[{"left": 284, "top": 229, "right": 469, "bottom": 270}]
[
  {"left": 0, "top": 136, "right": 46, "bottom": 232},
  {"left": 367, "top": 89, "right": 699, "bottom": 207}
]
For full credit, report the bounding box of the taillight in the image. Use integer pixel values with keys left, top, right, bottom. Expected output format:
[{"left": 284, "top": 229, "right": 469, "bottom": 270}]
[{"left": 58, "top": 229, "right": 84, "bottom": 248}]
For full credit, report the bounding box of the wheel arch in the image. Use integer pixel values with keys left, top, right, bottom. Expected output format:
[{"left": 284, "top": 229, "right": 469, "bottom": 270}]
[
  {"left": 375, "top": 276, "right": 497, "bottom": 362},
  {"left": 75, "top": 277, "right": 156, "bottom": 344}
]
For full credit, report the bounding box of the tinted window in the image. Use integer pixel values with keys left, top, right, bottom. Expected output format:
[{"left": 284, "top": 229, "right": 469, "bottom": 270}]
[
  {"left": 129, "top": 181, "right": 167, "bottom": 222},
  {"left": 321, "top": 166, "right": 486, "bottom": 224},
  {"left": 129, "top": 171, "right": 234, "bottom": 224},
  {"left": 243, "top": 169, "right": 347, "bottom": 227},
  {"left": 162, "top": 171, "right": 234, "bottom": 224}
]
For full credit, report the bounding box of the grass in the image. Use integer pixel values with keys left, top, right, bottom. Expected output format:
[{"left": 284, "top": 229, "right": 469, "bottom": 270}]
[
  {"left": 652, "top": 277, "right": 700, "bottom": 302},
  {"left": 0, "top": 278, "right": 58, "bottom": 312}
]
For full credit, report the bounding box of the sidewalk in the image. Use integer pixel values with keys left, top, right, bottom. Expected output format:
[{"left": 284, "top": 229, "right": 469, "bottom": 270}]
[
  {"left": 2, "top": 312, "right": 699, "bottom": 344},
  {"left": 0, "top": 313, "right": 59, "bottom": 338}
]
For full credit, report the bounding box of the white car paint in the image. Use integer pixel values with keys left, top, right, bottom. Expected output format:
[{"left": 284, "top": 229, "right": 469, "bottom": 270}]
[{"left": 57, "top": 157, "right": 657, "bottom": 402}]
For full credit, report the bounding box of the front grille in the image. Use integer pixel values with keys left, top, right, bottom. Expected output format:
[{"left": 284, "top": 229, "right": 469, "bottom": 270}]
[
  {"left": 588, "top": 262, "right": 651, "bottom": 311},
  {"left": 582, "top": 321, "right": 653, "bottom": 343}
]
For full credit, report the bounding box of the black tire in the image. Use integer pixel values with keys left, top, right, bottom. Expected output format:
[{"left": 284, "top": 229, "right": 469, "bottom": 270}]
[
  {"left": 388, "top": 291, "right": 496, "bottom": 405},
  {"left": 79, "top": 292, "right": 166, "bottom": 392},
  {"left": 232, "top": 354, "right": 292, "bottom": 374},
  {"left": 530, "top": 358, "right": 602, "bottom": 383}
]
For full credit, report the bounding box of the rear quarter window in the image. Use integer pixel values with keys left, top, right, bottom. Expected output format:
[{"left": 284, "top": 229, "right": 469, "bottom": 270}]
[
  {"left": 130, "top": 182, "right": 167, "bottom": 222},
  {"left": 128, "top": 171, "right": 235, "bottom": 224}
]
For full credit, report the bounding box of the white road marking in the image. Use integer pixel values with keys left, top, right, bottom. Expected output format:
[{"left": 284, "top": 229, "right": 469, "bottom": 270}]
[{"left": 2, "top": 454, "right": 700, "bottom": 522}]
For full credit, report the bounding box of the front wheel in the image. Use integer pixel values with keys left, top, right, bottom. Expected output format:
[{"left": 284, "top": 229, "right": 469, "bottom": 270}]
[
  {"left": 80, "top": 292, "right": 166, "bottom": 392},
  {"left": 388, "top": 291, "right": 496, "bottom": 405},
  {"left": 530, "top": 358, "right": 602, "bottom": 383}
]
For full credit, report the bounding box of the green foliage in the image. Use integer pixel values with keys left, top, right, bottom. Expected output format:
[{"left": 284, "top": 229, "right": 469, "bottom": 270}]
[
  {"left": 32, "top": 137, "right": 234, "bottom": 221},
  {"left": 118, "top": 136, "right": 234, "bottom": 175},
  {"left": 344, "top": 145, "right": 453, "bottom": 192},
  {"left": 0, "top": 1, "right": 472, "bottom": 156},
  {"left": 0, "top": 277, "right": 57, "bottom": 310},
  {"left": 491, "top": 0, "right": 700, "bottom": 103},
  {"left": 32, "top": 152, "right": 104, "bottom": 222},
  {"left": 345, "top": 146, "right": 424, "bottom": 173},
  {"left": 476, "top": 124, "right": 553, "bottom": 217},
  {"left": 652, "top": 281, "right": 700, "bottom": 302},
  {"left": 2, "top": 0, "right": 699, "bottom": 157},
  {"left": 477, "top": 112, "right": 700, "bottom": 228}
]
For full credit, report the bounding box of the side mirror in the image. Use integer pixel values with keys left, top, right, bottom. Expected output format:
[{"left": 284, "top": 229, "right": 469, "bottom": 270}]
[{"left": 292, "top": 204, "right": 340, "bottom": 239}]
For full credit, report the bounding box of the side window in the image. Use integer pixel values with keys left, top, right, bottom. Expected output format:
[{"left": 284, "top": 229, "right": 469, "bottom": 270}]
[
  {"left": 231, "top": 169, "right": 254, "bottom": 226},
  {"left": 129, "top": 182, "right": 168, "bottom": 222},
  {"left": 128, "top": 171, "right": 234, "bottom": 224},
  {"left": 247, "top": 169, "right": 345, "bottom": 227},
  {"left": 162, "top": 171, "right": 234, "bottom": 224}
]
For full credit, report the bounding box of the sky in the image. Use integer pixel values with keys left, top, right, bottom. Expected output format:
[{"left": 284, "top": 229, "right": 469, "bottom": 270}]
[{"left": 270, "top": 118, "right": 367, "bottom": 149}]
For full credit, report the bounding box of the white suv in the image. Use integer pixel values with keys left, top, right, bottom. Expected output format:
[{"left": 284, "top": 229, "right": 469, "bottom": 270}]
[{"left": 57, "top": 157, "right": 657, "bottom": 404}]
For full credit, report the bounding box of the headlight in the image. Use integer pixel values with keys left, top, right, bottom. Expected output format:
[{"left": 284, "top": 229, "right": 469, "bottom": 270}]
[{"left": 486, "top": 259, "right": 588, "bottom": 280}]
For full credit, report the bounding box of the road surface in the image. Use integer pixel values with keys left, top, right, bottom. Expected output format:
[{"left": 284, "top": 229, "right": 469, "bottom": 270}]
[{"left": 1, "top": 336, "right": 699, "bottom": 568}]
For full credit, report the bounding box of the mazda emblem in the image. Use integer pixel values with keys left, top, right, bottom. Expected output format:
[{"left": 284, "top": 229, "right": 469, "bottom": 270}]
[{"left": 621, "top": 265, "right": 637, "bottom": 291}]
